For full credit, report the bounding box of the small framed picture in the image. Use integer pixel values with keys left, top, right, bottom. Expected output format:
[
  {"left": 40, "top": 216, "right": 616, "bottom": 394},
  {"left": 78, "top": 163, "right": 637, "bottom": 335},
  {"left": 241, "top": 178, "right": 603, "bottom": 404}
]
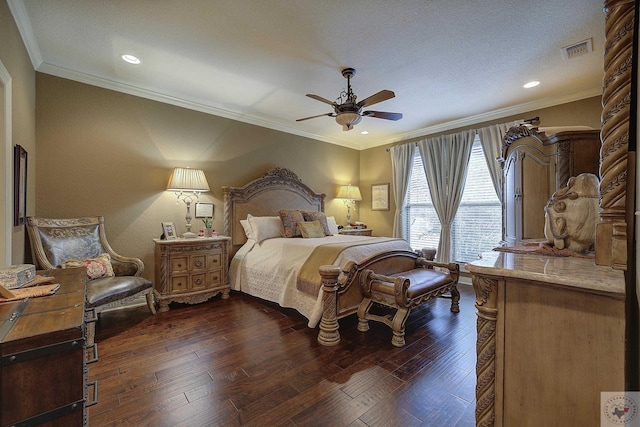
[
  {"left": 162, "top": 222, "right": 177, "bottom": 240},
  {"left": 371, "top": 183, "right": 390, "bottom": 211},
  {"left": 195, "top": 202, "right": 214, "bottom": 218},
  {"left": 14, "top": 145, "right": 27, "bottom": 226}
]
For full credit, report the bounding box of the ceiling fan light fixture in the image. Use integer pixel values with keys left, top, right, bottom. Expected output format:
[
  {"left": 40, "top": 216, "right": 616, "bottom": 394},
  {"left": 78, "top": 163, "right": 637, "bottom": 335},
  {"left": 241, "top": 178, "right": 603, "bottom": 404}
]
[{"left": 335, "top": 112, "right": 361, "bottom": 131}]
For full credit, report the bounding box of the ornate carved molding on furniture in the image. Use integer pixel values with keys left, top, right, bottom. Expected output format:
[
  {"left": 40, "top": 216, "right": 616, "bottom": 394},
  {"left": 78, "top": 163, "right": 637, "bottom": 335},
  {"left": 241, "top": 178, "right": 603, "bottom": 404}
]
[{"left": 596, "top": 0, "right": 635, "bottom": 269}]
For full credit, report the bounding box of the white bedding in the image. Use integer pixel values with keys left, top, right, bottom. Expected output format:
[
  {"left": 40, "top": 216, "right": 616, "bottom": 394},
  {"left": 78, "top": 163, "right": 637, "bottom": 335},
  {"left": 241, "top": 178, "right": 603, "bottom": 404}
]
[{"left": 230, "top": 235, "right": 413, "bottom": 327}]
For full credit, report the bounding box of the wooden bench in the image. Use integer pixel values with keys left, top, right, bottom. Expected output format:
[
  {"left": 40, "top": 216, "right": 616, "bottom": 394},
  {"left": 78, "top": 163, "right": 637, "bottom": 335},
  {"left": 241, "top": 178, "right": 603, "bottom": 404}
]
[{"left": 357, "top": 251, "right": 460, "bottom": 347}]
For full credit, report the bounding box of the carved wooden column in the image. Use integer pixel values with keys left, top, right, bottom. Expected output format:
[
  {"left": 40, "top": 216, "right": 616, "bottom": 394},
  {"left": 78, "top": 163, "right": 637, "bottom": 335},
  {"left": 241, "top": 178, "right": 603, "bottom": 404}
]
[
  {"left": 317, "top": 265, "right": 342, "bottom": 346},
  {"left": 596, "top": 0, "right": 635, "bottom": 269},
  {"left": 473, "top": 275, "right": 498, "bottom": 427}
]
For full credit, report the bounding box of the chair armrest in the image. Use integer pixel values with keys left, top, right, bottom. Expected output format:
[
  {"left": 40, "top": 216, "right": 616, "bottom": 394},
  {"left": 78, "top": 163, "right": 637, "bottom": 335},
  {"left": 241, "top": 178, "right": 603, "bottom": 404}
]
[{"left": 109, "top": 254, "right": 144, "bottom": 277}]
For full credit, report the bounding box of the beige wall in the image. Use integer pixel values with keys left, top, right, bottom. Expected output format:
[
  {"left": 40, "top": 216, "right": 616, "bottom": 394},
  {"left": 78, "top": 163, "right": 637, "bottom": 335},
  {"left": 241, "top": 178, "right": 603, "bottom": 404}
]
[
  {"left": 0, "top": 1, "right": 36, "bottom": 267},
  {"left": 358, "top": 96, "right": 603, "bottom": 236},
  {"left": 35, "top": 74, "right": 359, "bottom": 281}
]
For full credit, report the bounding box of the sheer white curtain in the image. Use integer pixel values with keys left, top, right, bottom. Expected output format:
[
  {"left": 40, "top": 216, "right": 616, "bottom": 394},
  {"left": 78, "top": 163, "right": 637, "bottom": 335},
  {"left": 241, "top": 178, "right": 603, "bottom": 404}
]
[
  {"left": 389, "top": 143, "right": 415, "bottom": 238},
  {"left": 417, "top": 130, "right": 475, "bottom": 262},
  {"left": 477, "top": 120, "right": 522, "bottom": 202}
]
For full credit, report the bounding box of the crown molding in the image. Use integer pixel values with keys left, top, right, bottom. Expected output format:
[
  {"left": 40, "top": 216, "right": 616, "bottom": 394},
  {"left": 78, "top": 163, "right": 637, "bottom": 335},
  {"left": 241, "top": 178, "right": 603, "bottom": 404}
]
[
  {"left": 366, "top": 86, "right": 603, "bottom": 150},
  {"left": 7, "top": 0, "right": 43, "bottom": 69}
]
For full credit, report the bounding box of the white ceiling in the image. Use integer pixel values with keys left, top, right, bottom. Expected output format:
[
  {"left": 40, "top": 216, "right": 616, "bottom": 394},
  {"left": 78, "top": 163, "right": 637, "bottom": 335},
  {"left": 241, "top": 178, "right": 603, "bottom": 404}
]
[{"left": 8, "top": 0, "right": 605, "bottom": 150}]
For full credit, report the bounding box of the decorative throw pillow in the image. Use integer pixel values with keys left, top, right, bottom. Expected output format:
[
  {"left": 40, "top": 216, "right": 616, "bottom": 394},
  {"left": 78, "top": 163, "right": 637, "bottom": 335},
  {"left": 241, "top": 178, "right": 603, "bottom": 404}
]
[
  {"left": 326, "top": 216, "right": 339, "bottom": 235},
  {"left": 301, "top": 211, "right": 331, "bottom": 236},
  {"left": 63, "top": 253, "right": 115, "bottom": 280},
  {"left": 247, "top": 214, "right": 282, "bottom": 243},
  {"left": 298, "top": 221, "right": 326, "bottom": 238},
  {"left": 277, "top": 209, "right": 305, "bottom": 238}
]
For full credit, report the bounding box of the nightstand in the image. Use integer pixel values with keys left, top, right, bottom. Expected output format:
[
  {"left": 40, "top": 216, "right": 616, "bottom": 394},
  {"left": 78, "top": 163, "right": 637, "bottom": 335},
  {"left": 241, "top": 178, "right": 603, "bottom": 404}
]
[
  {"left": 153, "top": 236, "right": 230, "bottom": 312},
  {"left": 339, "top": 228, "right": 373, "bottom": 236}
]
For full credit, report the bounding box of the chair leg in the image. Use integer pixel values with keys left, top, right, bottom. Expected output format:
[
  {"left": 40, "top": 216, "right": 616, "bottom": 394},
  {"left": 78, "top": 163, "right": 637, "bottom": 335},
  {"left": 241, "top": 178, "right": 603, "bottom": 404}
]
[
  {"left": 146, "top": 291, "right": 157, "bottom": 314},
  {"left": 357, "top": 297, "right": 373, "bottom": 332},
  {"left": 391, "top": 307, "right": 411, "bottom": 347},
  {"left": 450, "top": 285, "right": 460, "bottom": 313}
]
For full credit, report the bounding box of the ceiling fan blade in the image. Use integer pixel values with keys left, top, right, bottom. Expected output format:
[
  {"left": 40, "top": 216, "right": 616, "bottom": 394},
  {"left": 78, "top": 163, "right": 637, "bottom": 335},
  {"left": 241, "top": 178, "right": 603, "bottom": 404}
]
[
  {"left": 363, "top": 111, "right": 403, "bottom": 121},
  {"left": 357, "top": 90, "right": 395, "bottom": 108},
  {"left": 306, "top": 94, "right": 338, "bottom": 106},
  {"left": 296, "top": 113, "right": 334, "bottom": 122}
]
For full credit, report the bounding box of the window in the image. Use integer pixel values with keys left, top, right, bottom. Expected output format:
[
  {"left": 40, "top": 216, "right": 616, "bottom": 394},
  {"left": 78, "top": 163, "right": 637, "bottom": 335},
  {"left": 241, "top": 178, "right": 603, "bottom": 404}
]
[{"left": 404, "top": 136, "right": 502, "bottom": 263}]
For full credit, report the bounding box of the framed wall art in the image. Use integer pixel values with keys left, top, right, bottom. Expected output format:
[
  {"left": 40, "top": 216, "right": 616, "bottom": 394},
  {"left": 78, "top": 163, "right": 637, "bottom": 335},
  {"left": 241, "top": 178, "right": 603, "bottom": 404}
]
[
  {"left": 161, "top": 222, "right": 177, "bottom": 240},
  {"left": 14, "top": 145, "right": 27, "bottom": 226},
  {"left": 371, "top": 183, "right": 390, "bottom": 211},
  {"left": 195, "top": 202, "right": 214, "bottom": 218}
]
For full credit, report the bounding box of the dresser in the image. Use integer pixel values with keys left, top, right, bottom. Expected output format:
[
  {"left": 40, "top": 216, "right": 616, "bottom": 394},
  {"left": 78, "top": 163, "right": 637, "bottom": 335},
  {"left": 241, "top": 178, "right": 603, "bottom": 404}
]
[
  {"left": 467, "top": 252, "right": 625, "bottom": 427},
  {"left": 154, "top": 236, "right": 230, "bottom": 312},
  {"left": 499, "top": 125, "right": 600, "bottom": 245},
  {"left": 338, "top": 228, "right": 373, "bottom": 236},
  {"left": 0, "top": 267, "right": 95, "bottom": 426}
]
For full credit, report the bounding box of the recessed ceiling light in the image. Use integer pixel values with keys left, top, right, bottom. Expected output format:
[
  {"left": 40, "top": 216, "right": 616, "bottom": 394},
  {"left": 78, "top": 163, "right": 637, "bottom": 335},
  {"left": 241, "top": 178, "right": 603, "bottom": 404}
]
[
  {"left": 360, "top": 130, "right": 369, "bottom": 135},
  {"left": 121, "top": 54, "right": 141, "bottom": 64},
  {"left": 523, "top": 80, "right": 540, "bottom": 88}
]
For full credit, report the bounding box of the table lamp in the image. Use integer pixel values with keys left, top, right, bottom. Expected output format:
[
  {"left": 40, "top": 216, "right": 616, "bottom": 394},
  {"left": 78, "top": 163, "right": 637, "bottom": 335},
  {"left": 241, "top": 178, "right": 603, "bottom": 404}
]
[
  {"left": 336, "top": 184, "right": 362, "bottom": 226},
  {"left": 167, "top": 167, "right": 210, "bottom": 238}
]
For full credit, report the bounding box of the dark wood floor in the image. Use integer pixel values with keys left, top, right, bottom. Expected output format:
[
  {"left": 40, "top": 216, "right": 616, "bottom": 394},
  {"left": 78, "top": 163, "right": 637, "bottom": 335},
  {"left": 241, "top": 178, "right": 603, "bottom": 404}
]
[{"left": 89, "top": 284, "right": 477, "bottom": 426}]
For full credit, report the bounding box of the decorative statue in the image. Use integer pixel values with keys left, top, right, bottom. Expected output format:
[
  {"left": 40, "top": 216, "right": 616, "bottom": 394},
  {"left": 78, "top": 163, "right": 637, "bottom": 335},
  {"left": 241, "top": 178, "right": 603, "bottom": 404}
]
[{"left": 544, "top": 173, "right": 600, "bottom": 253}]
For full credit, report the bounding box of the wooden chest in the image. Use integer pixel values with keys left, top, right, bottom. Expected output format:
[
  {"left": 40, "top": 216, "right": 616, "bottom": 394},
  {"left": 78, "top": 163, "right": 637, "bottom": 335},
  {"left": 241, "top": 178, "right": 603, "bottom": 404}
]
[{"left": 0, "top": 268, "right": 94, "bottom": 426}]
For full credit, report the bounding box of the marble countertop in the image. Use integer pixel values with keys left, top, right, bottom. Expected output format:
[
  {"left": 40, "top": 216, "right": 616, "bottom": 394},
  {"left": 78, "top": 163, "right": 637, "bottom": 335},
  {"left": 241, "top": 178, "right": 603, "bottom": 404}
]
[{"left": 466, "top": 251, "right": 625, "bottom": 298}]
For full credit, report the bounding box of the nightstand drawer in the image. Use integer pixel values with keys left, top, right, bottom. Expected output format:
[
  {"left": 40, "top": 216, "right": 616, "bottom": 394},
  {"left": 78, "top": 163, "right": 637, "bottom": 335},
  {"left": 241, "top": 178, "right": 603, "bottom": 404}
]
[
  {"left": 190, "top": 254, "right": 207, "bottom": 271},
  {"left": 170, "top": 275, "right": 189, "bottom": 293},
  {"left": 191, "top": 273, "right": 208, "bottom": 291},
  {"left": 208, "top": 270, "right": 222, "bottom": 286},
  {"left": 208, "top": 253, "right": 222, "bottom": 269},
  {"left": 170, "top": 256, "right": 189, "bottom": 273}
]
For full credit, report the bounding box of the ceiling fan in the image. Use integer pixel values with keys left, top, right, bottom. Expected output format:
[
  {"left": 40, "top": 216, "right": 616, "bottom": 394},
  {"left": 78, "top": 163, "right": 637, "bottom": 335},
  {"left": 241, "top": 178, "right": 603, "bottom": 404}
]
[{"left": 296, "top": 67, "right": 403, "bottom": 131}]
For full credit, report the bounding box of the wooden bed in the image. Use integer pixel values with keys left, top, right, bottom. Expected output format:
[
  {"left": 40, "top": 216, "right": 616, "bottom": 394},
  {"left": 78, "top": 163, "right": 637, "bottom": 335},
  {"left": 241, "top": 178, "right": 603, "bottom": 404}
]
[{"left": 222, "top": 167, "right": 424, "bottom": 345}]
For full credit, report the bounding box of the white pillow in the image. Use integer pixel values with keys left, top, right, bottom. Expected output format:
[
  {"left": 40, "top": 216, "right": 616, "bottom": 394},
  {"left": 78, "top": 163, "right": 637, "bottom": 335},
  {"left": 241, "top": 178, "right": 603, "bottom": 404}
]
[
  {"left": 247, "top": 214, "right": 283, "bottom": 243},
  {"left": 326, "top": 216, "right": 339, "bottom": 235},
  {"left": 240, "top": 219, "right": 255, "bottom": 240}
]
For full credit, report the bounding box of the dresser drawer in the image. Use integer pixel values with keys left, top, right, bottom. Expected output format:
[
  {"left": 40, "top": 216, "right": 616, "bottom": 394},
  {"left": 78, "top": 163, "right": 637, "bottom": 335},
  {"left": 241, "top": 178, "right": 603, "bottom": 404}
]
[
  {"left": 170, "top": 275, "right": 189, "bottom": 293},
  {"left": 170, "top": 256, "right": 189, "bottom": 274}
]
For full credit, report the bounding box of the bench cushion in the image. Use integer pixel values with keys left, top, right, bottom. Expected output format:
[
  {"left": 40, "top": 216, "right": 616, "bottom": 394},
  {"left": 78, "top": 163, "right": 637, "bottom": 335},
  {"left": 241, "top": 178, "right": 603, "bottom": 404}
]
[
  {"left": 384, "top": 269, "right": 453, "bottom": 299},
  {"left": 87, "top": 276, "right": 152, "bottom": 307}
]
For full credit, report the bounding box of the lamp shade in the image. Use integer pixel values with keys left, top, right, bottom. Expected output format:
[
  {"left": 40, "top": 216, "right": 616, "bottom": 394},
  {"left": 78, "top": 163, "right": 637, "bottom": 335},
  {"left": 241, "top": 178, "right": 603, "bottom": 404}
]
[
  {"left": 335, "top": 112, "right": 362, "bottom": 131},
  {"left": 167, "top": 167, "right": 210, "bottom": 192},
  {"left": 336, "top": 184, "right": 362, "bottom": 201}
]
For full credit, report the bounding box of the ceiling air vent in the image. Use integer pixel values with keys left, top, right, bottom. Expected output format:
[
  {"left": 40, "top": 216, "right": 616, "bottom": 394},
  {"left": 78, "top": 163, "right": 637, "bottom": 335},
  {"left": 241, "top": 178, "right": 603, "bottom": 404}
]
[{"left": 561, "top": 38, "right": 593, "bottom": 60}]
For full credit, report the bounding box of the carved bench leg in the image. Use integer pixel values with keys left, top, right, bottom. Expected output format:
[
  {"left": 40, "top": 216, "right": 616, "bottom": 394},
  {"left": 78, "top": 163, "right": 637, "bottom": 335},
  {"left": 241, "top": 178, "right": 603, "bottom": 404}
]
[
  {"left": 450, "top": 285, "right": 460, "bottom": 313},
  {"left": 357, "top": 297, "right": 373, "bottom": 332},
  {"left": 391, "top": 307, "right": 411, "bottom": 347},
  {"left": 146, "top": 292, "right": 157, "bottom": 315}
]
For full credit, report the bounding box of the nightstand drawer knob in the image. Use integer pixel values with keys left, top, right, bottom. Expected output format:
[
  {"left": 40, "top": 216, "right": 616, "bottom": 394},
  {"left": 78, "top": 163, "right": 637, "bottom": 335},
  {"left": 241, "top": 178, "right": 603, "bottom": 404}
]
[{"left": 195, "top": 278, "right": 202, "bottom": 285}]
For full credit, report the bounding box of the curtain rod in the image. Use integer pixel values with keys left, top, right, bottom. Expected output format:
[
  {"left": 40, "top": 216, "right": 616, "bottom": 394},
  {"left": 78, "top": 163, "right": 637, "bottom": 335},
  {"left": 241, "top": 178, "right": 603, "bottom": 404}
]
[{"left": 385, "top": 116, "right": 540, "bottom": 152}]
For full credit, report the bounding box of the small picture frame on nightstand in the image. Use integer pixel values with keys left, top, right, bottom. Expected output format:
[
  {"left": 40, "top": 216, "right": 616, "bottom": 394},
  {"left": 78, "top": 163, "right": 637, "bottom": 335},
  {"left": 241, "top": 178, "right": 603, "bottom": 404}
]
[{"left": 161, "top": 222, "right": 177, "bottom": 240}]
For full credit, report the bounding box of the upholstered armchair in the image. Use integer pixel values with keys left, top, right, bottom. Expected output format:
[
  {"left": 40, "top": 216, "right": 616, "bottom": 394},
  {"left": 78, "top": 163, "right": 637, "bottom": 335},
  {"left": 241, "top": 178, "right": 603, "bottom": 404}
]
[{"left": 26, "top": 216, "right": 156, "bottom": 344}]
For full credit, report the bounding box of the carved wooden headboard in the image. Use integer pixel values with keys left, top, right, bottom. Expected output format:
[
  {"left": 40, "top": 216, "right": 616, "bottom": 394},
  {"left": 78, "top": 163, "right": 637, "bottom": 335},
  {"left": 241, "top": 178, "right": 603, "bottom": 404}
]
[{"left": 222, "top": 168, "right": 326, "bottom": 256}]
